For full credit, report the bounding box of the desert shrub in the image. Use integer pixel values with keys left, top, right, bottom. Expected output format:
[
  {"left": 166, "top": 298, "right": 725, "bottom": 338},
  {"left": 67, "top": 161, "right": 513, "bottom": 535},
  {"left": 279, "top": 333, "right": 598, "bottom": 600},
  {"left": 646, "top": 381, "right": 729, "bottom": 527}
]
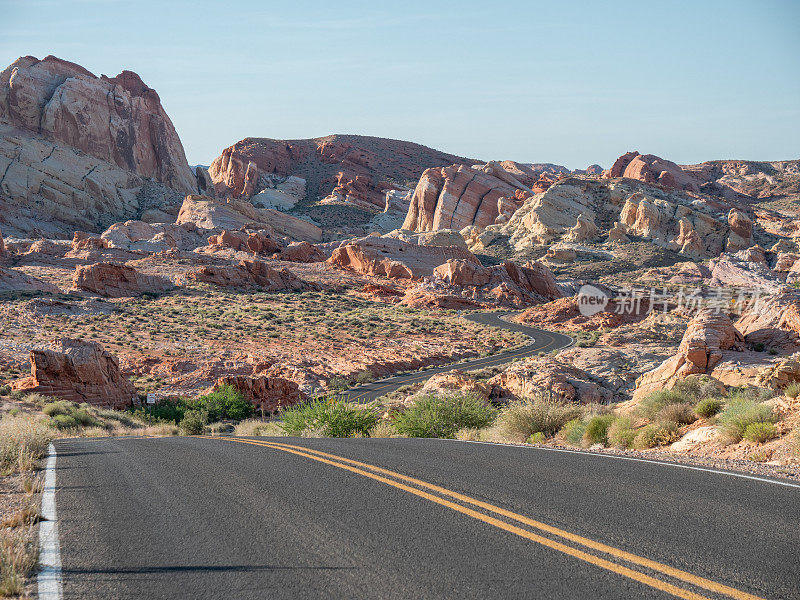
[
  {"left": 783, "top": 382, "right": 800, "bottom": 399},
  {"left": 607, "top": 416, "right": 637, "bottom": 448},
  {"left": 234, "top": 419, "right": 285, "bottom": 437},
  {"left": 193, "top": 385, "right": 253, "bottom": 421},
  {"left": 49, "top": 414, "right": 79, "bottom": 431},
  {"left": 494, "top": 397, "right": 583, "bottom": 442},
  {"left": 392, "top": 393, "right": 495, "bottom": 439},
  {"left": 180, "top": 409, "right": 208, "bottom": 435},
  {"left": 694, "top": 397, "right": 724, "bottom": 418},
  {"left": 742, "top": 422, "right": 777, "bottom": 444},
  {"left": 42, "top": 400, "right": 75, "bottom": 417},
  {"left": 671, "top": 376, "right": 723, "bottom": 401},
  {"left": 637, "top": 389, "right": 692, "bottom": 420},
  {"left": 583, "top": 414, "right": 616, "bottom": 446},
  {"left": 0, "top": 385, "right": 11, "bottom": 396},
  {"left": 527, "top": 432, "right": 546, "bottom": 444},
  {"left": 328, "top": 376, "right": 350, "bottom": 392},
  {"left": 0, "top": 417, "right": 53, "bottom": 474},
  {"left": 353, "top": 370, "right": 375, "bottom": 385},
  {"left": 560, "top": 419, "right": 587, "bottom": 445},
  {"left": 717, "top": 399, "right": 778, "bottom": 444},
  {"left": 129, "top": 397, "right": 190, "bottom": 424},
  {"left": 368, "top": 420, "right": 400, "bottom": 439},
  {"left": 655, "top": 403, "right": 697, "bottom": 425},
  {"left": 280, "top": 399, "right": 379, "bottom": 438},
  {"left": 632, "top": 421, "right": 681, "bottom": 449},
  {"left": 727, "top": 386, "right": 774, "bottom": 403}
]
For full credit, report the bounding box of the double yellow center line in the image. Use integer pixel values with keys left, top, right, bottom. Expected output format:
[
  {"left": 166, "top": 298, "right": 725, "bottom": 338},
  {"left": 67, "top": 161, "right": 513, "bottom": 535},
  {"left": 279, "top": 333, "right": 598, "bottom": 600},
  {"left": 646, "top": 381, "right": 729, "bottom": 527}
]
[{"left": 200, "top": 436, "right": 764, "bottom": 600}]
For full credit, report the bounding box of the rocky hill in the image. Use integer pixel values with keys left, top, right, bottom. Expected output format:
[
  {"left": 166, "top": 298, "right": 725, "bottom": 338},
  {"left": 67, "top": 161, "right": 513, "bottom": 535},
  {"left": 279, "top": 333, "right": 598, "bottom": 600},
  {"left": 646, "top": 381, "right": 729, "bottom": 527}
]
[{"left": 0, "top": 55, "right": 197, "bottom": 236}]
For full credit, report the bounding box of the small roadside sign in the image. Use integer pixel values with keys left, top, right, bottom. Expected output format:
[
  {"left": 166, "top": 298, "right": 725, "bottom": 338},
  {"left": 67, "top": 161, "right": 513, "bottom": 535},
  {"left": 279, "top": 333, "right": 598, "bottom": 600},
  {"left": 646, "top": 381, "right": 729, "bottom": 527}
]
[{"left": 146, "top": 393, "right": 156, "bottom": 405}]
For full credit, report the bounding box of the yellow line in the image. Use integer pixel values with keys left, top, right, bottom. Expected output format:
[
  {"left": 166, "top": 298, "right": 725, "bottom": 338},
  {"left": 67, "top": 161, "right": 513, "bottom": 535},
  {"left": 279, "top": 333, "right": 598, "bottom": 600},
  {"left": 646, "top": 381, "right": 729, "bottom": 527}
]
[{"left": 205, "top": 436, "right": 764, "bottom": 600}]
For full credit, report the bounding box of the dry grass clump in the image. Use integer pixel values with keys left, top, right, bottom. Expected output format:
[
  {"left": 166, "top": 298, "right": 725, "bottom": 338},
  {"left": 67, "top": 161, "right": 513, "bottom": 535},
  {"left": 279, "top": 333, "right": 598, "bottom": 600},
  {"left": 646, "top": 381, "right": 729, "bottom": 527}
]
[
  {"left": 493, "top": 396, "right": 582, "bottom": 443},
  {"left": 233, "top": 419, "right": 285, "bottom": 437},
  {"left": 0, "top": 526, "right": 37, "bottom": 597},
  {"left": 0, "top": 416, "right": 53, "bottom": 475},
  {"left": 717, "top": 399, "right": 779, "bottom": 444}
]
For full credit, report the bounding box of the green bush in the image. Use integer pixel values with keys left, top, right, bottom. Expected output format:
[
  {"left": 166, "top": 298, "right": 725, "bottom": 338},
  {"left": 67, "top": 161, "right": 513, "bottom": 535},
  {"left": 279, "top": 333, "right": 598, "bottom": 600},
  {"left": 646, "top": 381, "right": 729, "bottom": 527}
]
[
  {"left": 180, "top": 409, "right": 208, "bottom": 435},
  {"left": 583, "top": 414, "right": 616, "bottom": 446},
  {"left": 42, "top": 401, "right": 76, "bottom": 417},
  {"left": 694, "top": 397, "right": 724, "bottom": 418},
  {"left": 742, "top": 422, "right": 777, "bottom": 444},
  {"left": 328, "top": 376, "right": 350, "bottom": 392},
  {"left": 671, "top": 376, "right": 723, "bottom": 401},
  {"left": 632, "top": 421, "right": 681, "bottom": 449},
  {"left": 494, "top": 397, "right": 583, "bottom": 442},
  {"left": 717, "top": 399, "right": 778, "bottom": 444},
  {"left": 655, "top": 403, "right": 697, "bottom": 425},
  {"left": 607, "top": 416, "right": 637, "bottom": 448},
  {"left": 0, "top": 385, "right": 11, "bottom": 396},
  {"left": 353, "top": 370, "right": 375, "bottom": 385},
  {"left": 637, "top": 389, "right": 691, "bottom": 420},
  {"left": 280, "top": 399, "right": 379, "bottom": 437},
  {"left": 527, "top": 432, "right": 546, "bottom": 444},
  {"left": 392, "top": 393, "right": 495, "bottom": 439},
  {"left": 49, "top": 414, "right": 79, "bottom": 430},
  {"left": 783, "top": 382, "right": 800, "bottom": 399},
  {"left": 560, "top": 419, "right": 587, "bottom": 445},
  {"left": 129, "top": 397, "right": 190, "bottom": 424},
  {"left": 193, "top": 385, "right": 253, "bottom": 421}
]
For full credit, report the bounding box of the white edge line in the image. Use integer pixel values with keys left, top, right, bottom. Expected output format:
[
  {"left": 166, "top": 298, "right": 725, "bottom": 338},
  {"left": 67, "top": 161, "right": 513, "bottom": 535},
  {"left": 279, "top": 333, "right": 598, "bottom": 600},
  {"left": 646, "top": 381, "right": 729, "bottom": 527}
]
[
  {"left": 441, "top": 438, "right": 800, "bottom": 490},
  {"left": 38, "top": 442, "right": 63, "bottom": 600}
]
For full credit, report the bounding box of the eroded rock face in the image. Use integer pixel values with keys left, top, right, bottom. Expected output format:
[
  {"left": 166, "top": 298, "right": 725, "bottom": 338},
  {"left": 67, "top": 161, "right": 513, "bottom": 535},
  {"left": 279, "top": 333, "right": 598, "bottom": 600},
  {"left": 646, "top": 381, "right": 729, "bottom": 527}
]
[
  {"left": 176, "top": 195, "right": 322, "bottom": 242},
  {"left": 633, "top": 310, "right": 744, "bottom": 400},
  {"left": 735, "top": 292, "right": 800, "bottom": 351},
  {"left": 73, "top": 262, "right": 174, "bottom": 297},
  {"left": 0, "top": 267, "right": 60, "bottom": 294},
  {"left": 604, "top": 151, "right": 699, "bottom": 192},
  {"left": 182, "top": 259, "right": 308, "bottom": 291},
  {"left": 208, "top": 229, "right": 282, "bottom": 255},
  {"left": 215, "top": 374, "right": 304, "bottom": 412},
  {"left": 12, "top": 339, "right": 137, "bottom": 408},
  {"left": 328, "top": 236, "right": 480, "bottom": 280},
  {"left": 208, "top": 134, "right": 473, "bottom": 211},
  {"left": 402, "top": 162, "right": 532, "bottom": 232},
  {"left": 0, "top": 55, "right": 194, "bottom": 192},
  {"left": 101, "top": 220, "right": 206, "bottom": 252}
]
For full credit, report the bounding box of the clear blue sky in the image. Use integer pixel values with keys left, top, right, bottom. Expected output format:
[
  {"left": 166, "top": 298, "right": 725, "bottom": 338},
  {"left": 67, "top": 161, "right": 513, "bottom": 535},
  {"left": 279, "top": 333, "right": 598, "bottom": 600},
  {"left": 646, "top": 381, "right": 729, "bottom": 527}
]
[{"left": 2, "top": 0, "right": 798, "bottom": 169}]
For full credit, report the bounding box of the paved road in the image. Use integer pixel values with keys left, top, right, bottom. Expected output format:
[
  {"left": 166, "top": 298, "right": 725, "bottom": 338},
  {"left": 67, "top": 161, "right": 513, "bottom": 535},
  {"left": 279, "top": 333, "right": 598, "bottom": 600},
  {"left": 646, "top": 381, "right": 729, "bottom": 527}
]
[
  {"left": 52, "top": 436, "right": 799, "bottom": 599},
  {"left": 339, "top": 312, "right": 574, "bottom": 402}
]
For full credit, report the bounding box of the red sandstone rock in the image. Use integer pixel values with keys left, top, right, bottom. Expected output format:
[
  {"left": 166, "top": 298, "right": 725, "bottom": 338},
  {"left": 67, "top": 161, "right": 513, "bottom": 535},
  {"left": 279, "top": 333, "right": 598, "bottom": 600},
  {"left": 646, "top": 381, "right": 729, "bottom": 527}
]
[
  {"left": 73, "top": 262, "right": 173, "bottom": 297},
  {"left": 604, "top": 151, "right": 699, "bottom": 192},
  {"left": 215, "top": 374, "right": 304, "bottom": 412},
  {"left": 328, "top": 236, "right": 480, "bottom": 280},
  {"left": 71, "top": 232, "right": 110, "bottom": 251},
  {"left": 208, "top": 229, "right": 282, "bottom": 255},
  {"left": 182, "top": 259, "right": 308, "bottom": 290},
  {"left": 0, "top": 267, "right": 60, "bottom": 294},
  {"left": 0, "top": 55, "right": 195, "bottom": 193},
  {"left": 278, "top": 241, "right": 325, "bottom": 263},
  {"left": 12, "top": 339, "right": 137, "bottom": 408}
]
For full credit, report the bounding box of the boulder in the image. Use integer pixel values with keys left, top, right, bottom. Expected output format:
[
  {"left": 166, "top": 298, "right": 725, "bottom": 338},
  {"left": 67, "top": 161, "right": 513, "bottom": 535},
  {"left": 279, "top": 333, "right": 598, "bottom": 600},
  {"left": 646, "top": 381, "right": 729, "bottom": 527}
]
[
  {"left": 182, "top": 259, "right": 308, "bottom": 291},
  {"left": 176, "top": 195, "right": 322, "bottom": 242},
  {"left": 208, "top": 229, "right": 282, "bottom": 255},
  {"left": 101, "top": 220, "right": 206, "bottom": 253},
  {"left": 278, "top": 241, "right": 325, "bottom": 263},
  {"left": 633, "top": 310, "right": 744, "bottom": 400},
  {"left": 726, "top": 209, "right": 754, "bottom": 251},
  {"left": 215, "top": 374, "right": 304, "bottom": 412},
  {"left": 546, "top": 245, "right": 577, "bottom": 262},
  {"left": 433, "top": 259, "right": 492, "bottom": 286},
  {"left": 328, "top": 236, "right": 480, "bottom": 280},
  {"left": 73, "top": 262, "right": 174, "bottom": 298},
  {"left": 12, "top": 339, "right": 137, "bottom": 408}
]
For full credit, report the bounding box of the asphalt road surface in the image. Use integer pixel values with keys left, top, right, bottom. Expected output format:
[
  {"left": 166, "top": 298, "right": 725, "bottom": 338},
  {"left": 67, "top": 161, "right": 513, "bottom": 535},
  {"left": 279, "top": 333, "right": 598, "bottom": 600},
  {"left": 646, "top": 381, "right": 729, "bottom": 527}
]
[
  {"left": 52, "top": 436, "right": 799, "bottom": 599},
  {"left": 338, "top": 312, "right": 574, "bottom": 402}
]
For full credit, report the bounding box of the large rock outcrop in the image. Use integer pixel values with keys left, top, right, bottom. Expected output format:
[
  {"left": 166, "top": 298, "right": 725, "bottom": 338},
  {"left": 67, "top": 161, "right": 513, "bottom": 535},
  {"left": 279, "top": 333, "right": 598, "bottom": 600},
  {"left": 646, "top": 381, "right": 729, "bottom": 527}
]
[
  {"left": 604, "top": 151, "right": 700, "bottom": 192},
  {"left": 12, "top": 339, "right": 137, "bottom": 408},
  {"left": 0, "top": 267, "right": 60, "bottom": 294},
  {"left": 0, "top": 55, "right": 196, "bottom": 236},
  {"left": 73, "top": 262, "right": 174, "bottom": 297},
  {"left": 176, "top": 195, "right": 322, "bottom": 242},
  {"left": 208, "top": 134, "right": 475, "bottom": 211},
  {"left": 433, "top": 259, "right": 562, "bottom": 302},
  {"left": 633, "top": 310, "right": 744, "bottom": 400},
  {"left": 0, "top": 55, "right": 194, "bottom": 192},
  {"left": 402, "top": 162, "right": 536, "bottom": 232},
  {"left": 215, "top": 374, "right": 304, "bottom": 412},
  {"left": 182, "top": 259, "right": 308, "bottom": 290},
  {"left": 328, "top": 236, "right": 480, "bottom": 280}
]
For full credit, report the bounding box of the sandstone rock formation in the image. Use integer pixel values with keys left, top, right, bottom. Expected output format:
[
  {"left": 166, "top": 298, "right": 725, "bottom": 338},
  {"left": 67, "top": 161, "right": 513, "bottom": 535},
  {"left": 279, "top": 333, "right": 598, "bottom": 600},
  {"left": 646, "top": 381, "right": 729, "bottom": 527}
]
[
  {"left": 0, "top": 55, "right": 194, "bottom": 192},
  {"left": 402, "top": 162, "right": 535, "bottom": 233},
  {"left": 73, "top": 262, "right": 174, "bottom": 297},
  {"left": 278, "top": 241, "right": 325, "bottom": 263},
  {"left": 208, "top": 134, "right": 475, "bottom": 211},
  {"left": 0, "top": 267, "right": 60, "bottom": 294},
  {"left": 207, "top": 229, "right": 282, "bottom": 255},
  {"left": 182, "top": 259, "right": 308, "bottom": 291},
  {"left": 604, "top": 151, "right": 699, "bottom": 192},
  {"left": 0, "top": 55, "right": 196, "bottom": 236},
  {"left": 215, "top": 374, "right": 304, "bottom": 412},
  {"left": 633, "top": 310, "right": 744, "bottom": 400},
  {"left": 101, "top": 220, "right": 206, "bottom": 252},
  {"left": 176, "top": 195, "right": 322, "bottom": 242},
  {"left": 12, "top": 339, "right": 137, "bottom": 408},
  {"left": 328, "top": 236, "right": 479, "bottom": 280},
  {"left": 433, "top": 259, "right": 562, "bottom": 301}
]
